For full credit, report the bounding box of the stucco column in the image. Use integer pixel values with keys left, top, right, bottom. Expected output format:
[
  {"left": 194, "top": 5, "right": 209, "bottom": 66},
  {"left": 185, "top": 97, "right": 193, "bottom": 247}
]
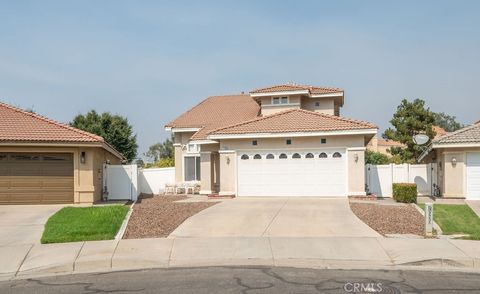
[
  {"left": 348, "top": 148, "right": 366, "bottom": 196},
  {"left": 219, "top": 150, "right": 236, "bottom": 196},
  {"left": 173, "top": 143, "right": 183, "bottom": 183},
  {"left": 199, "top": 151, "right": 213, "bottom": 194}
]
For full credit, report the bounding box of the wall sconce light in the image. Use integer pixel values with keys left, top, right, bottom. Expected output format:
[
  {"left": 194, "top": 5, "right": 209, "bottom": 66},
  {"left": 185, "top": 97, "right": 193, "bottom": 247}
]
[
  {"left": 226, "top": 157, "right": 231, "bottom": 165},
  {"left": 80, "top": 151, "right": 86, "bottom": 164},
  {"left": 452, "top": 157, "right": 457, "bottom": 167},
  {"left": 354, "top": 152, "right": 359, "bottom": 163}
]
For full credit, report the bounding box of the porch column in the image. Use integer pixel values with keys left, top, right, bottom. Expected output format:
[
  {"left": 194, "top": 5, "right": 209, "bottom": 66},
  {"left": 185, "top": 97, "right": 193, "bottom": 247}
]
[
  {"left": 219, "top": 150, "right": 236, "bottom": 196},
  {"left": 199, "top": 151, "right": 213, "bottom": 194},
  {"left": 173, "top": 143, "right": 183, "bottom": 183},
  {"left": 348, "top": 148, "right": 366, "bottom": 196}
]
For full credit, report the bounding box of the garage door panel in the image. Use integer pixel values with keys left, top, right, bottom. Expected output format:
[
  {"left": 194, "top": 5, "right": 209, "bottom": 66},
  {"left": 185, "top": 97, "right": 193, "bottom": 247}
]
[
  {"left": 0, "top": 153, "right": 74, "bottom": 204},
  {"left": 467, "top": 153, "right": 480, "bottom": 200},
  {"left": 237, "top": 150, "right": 346, "bottom": 197}
]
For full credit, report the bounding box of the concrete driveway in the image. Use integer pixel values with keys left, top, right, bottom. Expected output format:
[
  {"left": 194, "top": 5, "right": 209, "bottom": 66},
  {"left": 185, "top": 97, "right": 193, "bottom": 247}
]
[
  {"left": 0, "top": 205, "right": 63, "bottom": 246},
  {"left": 169, "top": 198, "right": 380, "bottom": 238}
]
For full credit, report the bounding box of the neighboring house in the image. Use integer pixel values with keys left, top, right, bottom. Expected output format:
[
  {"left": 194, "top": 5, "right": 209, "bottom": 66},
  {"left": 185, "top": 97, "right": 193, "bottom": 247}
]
[
  {"left": 0, "top": 102, "right": 122, "bottom": 204},
  {"left": 165, "top": 83, "right": 377, "bottom": 197},
  {"left": 367, "top": 136, "right": 405, "bottom": 156},
  {"left": 420, "top": 122, "right": 480, "bottom": 200}
]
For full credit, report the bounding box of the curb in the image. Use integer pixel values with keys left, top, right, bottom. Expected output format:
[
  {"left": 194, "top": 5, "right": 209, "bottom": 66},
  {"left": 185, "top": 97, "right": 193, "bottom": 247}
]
[{"left": 115, "top": 202, "right": 135, "bottom": 240}]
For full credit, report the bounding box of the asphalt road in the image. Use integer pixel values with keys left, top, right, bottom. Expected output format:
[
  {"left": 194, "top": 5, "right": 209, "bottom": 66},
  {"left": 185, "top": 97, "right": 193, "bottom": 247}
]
[{"left": 1, "top": 267, "right": 480, "bottom": 293}]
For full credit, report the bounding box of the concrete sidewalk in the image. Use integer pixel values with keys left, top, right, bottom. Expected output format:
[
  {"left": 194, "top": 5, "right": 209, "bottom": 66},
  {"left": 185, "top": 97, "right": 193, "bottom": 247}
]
[{"left": 1, "top": 236, "right": 480, "bottom": 281}]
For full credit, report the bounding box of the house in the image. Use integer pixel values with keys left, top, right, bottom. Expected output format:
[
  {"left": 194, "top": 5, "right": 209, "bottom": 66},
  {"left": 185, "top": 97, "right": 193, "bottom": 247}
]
[
  {"left": 420, "top": 122, "right": 480, "bottom": 200},
  {"left": 165, "top": 83, "right": 378, "bottom": 197},
  {"left": 0, "top": 102, "right": 122, "bottom": 204},
  {"left": 367, "top": 136, "right": 405, "bottom": 156}
]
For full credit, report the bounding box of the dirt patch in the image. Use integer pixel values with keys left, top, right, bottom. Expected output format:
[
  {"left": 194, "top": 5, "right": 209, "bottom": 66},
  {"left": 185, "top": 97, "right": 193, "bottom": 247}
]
[
  {"left": 123, "top": 195, "right": 218, "bottom": 239},
  {"left": 350, "top": 202, "right": 425, "bottom": 236}
]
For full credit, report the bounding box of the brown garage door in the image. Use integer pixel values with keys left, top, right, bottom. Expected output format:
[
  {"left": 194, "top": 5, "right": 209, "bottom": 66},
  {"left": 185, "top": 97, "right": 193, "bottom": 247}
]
[{"left": 0, "top": 153, "right": 74, "bottom": 204}]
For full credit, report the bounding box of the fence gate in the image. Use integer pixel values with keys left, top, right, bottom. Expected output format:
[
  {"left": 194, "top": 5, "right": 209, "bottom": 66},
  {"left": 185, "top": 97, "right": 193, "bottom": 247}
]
[
  {"left": 366, "top": 163, "right": 437, "bottom": 197},
  {"left": 103, "top": 164, "right": 138, "bottom": 201}
]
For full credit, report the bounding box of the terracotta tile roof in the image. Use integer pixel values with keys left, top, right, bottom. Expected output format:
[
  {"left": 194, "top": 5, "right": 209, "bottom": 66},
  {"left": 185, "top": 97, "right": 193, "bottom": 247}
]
[
  {"left": 0, "top": 102, "right": 105, "bottom": 143},
  {"left": 433, "top": 125, "right": 449, "bottom": 139},
  {"left": 209, "top": 109, "right": 377, "bottom": 136},
  {"left": 250, "top": 83, "right": 343, "bottom": 95},
  {"left": 434, "top": 123, "right": 480, "bottom": 145},
  {"left": 165, "top": 94, "right": 260, "bottom": 140},
  {"left": 377, "top": 138, "right": 405, "bottom": 147}
]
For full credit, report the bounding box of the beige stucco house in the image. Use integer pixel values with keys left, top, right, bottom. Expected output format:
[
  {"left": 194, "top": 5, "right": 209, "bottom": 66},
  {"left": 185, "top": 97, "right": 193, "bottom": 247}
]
[
  {"left": 166, "top": 84, "right": 377, "bottom": 197},
  {"left": 420, "top": 122, "right": 480, "bottom": 200},
  {"left": 367, "top": 136, "right": 405, "bottom": 156},
  {"left": 0, "top": 102, "right": 122, "bottom": 204}
]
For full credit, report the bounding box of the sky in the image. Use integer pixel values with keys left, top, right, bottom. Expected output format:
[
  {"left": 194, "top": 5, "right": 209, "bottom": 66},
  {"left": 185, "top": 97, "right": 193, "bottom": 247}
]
[{"left": 1, "top": 1, "right": 479, "bottom": 160}]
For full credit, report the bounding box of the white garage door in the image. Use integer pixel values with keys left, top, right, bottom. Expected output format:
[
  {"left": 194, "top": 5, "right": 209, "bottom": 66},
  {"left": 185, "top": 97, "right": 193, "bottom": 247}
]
[
  {"left": 237, "top": 149, "right": 347, "bottom": 197},
  {"left": 467, "top": 153, "right": 480, "bottom": 200}
]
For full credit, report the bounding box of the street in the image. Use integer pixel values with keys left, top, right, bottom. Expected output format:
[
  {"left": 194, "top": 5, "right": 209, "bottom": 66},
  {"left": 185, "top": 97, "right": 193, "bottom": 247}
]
[{"left": 1, "top": 266, "right": 480, "bottom": 293}]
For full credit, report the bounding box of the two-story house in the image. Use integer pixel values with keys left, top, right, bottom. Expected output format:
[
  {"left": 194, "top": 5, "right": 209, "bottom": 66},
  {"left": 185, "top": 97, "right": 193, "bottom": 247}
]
[{"left": 165, "top": 83, "right": 377, "bottom": 197}]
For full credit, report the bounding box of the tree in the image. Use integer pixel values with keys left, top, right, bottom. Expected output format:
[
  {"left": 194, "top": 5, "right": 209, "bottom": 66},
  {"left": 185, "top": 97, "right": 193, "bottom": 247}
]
[
  {"left": 71, "top": 110, "right": 138, "bottom": 162},
  {"left": 383, "top": 99, "right": 435, "bottom": 162},
  {"left": 432, "top": 112, "right": 464, "bottom": 132},
  {"left": 365, "top": 150, "right": 390, "bottom": 165},
  {"left": 145, "top": 137, "right": 174, "bottom": 162}
]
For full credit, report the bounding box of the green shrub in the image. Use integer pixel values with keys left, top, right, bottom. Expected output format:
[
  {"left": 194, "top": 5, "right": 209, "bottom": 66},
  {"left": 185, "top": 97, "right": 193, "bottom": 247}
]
[{"left": 392, "top": 183, "right": 417, "bottom": 203}]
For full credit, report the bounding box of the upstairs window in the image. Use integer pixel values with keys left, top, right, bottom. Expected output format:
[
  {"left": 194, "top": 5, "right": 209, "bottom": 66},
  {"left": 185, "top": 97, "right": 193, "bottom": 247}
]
[
  {"left": 286, "top": 139, "right": 292, "bottom": 145},
  {"left": 187, "top": 144, "right": 199, "bottom": 153},
  {"left": 252, "top": 140, "right": 258, "bottom": 146},
  {"left": 272, "top": 96, "right": 289, "bottom": 105}
]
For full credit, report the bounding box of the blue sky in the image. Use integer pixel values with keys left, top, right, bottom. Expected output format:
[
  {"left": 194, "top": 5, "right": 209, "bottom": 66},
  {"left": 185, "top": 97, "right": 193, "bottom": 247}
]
[{"left": 1, "top": 1, "right": 479, "bottom": 159}]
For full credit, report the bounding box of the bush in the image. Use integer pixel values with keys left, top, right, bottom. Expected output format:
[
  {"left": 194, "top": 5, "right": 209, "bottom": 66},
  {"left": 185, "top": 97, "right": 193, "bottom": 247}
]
[
  {"left": 365, "top": 150, "right": 390, "bottom": 165},
  {"left": 392, "top": 183, "right": 417, "bottom": 203}
]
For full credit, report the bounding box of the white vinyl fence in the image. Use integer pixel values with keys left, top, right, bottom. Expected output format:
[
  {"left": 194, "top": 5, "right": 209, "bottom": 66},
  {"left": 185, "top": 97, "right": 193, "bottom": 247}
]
[
  {"left": 103, "top": 165, "right": 175, "bottom": 201},
  {"left": 366, "top": 163, "right": 437, "bottom": 197},
  {"left": 103, "top": 164, "right": 138, "bottom": 201},
  {"left": 138, "top": 167, "right": 175, "bottom": 195}
]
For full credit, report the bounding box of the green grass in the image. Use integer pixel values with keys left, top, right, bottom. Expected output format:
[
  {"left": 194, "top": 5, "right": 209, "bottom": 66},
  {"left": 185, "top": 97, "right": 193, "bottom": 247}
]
[
  {"left": 418, "top": 203, "right": 480, "bottom": 240},
  {"left": 41, "top": 205, "right": 129, "bottom": 244}
]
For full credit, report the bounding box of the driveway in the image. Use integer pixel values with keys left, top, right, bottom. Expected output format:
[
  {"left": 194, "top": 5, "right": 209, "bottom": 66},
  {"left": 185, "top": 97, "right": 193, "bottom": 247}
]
[
  {"left": 169, "top": 198, "right": 380, "bottom": 238},
  {"left": 0, "top": 205, "right": 63, "bottom": 246}
]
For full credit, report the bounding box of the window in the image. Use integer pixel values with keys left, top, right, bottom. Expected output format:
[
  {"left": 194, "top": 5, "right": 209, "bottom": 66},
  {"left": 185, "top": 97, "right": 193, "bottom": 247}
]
[
  {"left": 253, "top": 154, "right": 262, "bottom": 159},
  {"left": 306, "top": 153, "right": 314, "bottom": 159},
  {"left": 319, "top": 152, "right": 327, "bottom": 158},
  {"left": 292, "top": 153, "right": 301, "bottom": 159},
  {"left": 286, "top": 139, "right": 292, "bottom": 145},
  {"left": 315, "top": 102, "right": 320, "bottom": 108},
  {"left": 266, "top": 154, "right": 274, "bottom": 159},
  {"left": 187, "top": 144, "right": 199, "bottom": 153},
  {"left": 279, "top": 153, "right": 287, "bottom": 159},
  {"left": 184, "top": 156, "right": 201, "bottom": 181},
  {"left": 333, "top": 152, "right": 342, "bottom": 158},
  {"left": 321, "top": 138, "right": 327, "bottom": 144},
  {"left": 272, "top": 96, "right": 289, "bottom": 105},
  {"left": 241, "top": 154, "right": 249, "bottom": 160},
  {"left": 252, "top": 140, "right": 258, "bottom": 146}
]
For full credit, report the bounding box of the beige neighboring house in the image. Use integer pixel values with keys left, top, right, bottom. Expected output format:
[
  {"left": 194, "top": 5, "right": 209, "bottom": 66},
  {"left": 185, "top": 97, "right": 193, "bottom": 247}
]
[
  {"left": 420, "top": 122, "right": 480, "bottom": 200},
  {"left": 0, "top": 102, "right": 122, "bottom": 204},
  {"left": 165, "top": 84, "right": 377, "bottom": 197},
  {"left": 367, "top": 136, "right": 405, "bottom": 156}
]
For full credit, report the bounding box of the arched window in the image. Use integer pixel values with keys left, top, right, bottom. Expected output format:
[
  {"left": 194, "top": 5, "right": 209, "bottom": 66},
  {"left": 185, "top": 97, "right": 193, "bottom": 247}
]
[
  {"left": 305, "top": 153, "right": 314, "bottom": 159},
  {"left": 279, "top": 153, "right": 287, "bottom": 159},
  {"left": 319, "top": 152, "right": 327, "bottom": 158},
  {"left": 292, "top": 153, "right": 301, "bottom": 159},
  {"left": 253, "top": 154, "right": 262, "bottom": 159},
  {"left": 241, "top": 154, "right": 249, "bottom": 160},
  {"left": 333, "top": 152, "right": 342, "bottom": 158},
  {"left": 266, "top": 154, "right": 274, "bottom": 159}
]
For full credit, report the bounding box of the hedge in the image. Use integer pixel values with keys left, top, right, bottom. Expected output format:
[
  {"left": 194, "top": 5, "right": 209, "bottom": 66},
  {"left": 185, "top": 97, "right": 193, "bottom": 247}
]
[{"left": 392, "top": 183, "right": 417, "bottom": 203}]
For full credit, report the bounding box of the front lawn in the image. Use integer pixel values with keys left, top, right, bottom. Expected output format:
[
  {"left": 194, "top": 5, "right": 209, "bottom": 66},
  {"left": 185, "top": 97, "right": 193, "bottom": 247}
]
[
  {"left": 418, "top": 204, "right": 480, "bottom": 240},
  {"left": 41, "top": 205, "right": 129, "bottom": 244}
]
